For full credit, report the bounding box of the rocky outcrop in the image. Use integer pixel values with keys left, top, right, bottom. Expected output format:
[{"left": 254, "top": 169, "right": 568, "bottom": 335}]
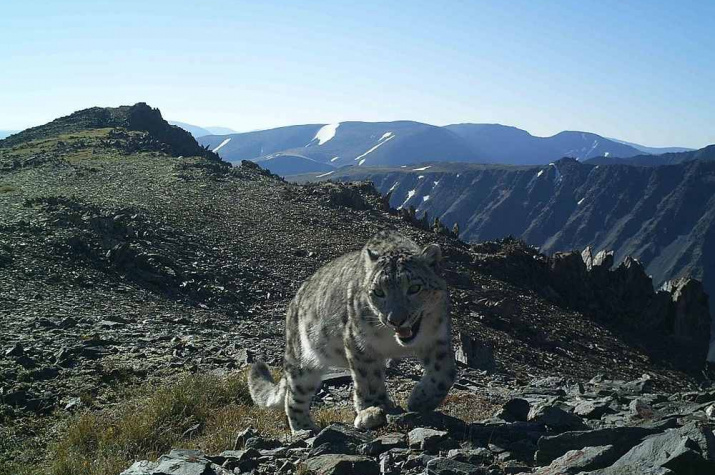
[
  {"left": 471, "top": 239, "right": 712, "bottom": 368},
  {"left": 0, "top": 102, "right": 219, "bottom": 161},
  {"left": 662, "top": 278, "right": 712, "bottom": 342}
]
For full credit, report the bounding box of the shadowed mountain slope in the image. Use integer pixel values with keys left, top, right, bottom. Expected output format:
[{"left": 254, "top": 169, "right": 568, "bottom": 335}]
[{"left": 303, "top": 153, "right": 715, "bottom": 318}]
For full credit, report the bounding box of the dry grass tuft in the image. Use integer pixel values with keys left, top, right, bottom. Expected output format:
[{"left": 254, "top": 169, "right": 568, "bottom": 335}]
[
  {"left": 439, "top": 392, "right": 501, "bottom": 423},
  {"left": 45, "top": 370, "right": 363, "bottom": 475},
  {"left": 49, "top": 372, "right": 276, "bottom": 475}
]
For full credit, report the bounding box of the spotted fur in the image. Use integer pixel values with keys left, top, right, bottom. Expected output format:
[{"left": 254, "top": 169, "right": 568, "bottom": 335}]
[{"left": 248, "top": 231, "right": 456, "bottom": 433}]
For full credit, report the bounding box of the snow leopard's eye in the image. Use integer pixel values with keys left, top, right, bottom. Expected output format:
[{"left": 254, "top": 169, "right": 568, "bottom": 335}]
[
  {"left": 373, "top": 288, "right": 386, "bottom": 298},
  {"left": 407, "top": 284, "right": 422, "bottom": 294}
]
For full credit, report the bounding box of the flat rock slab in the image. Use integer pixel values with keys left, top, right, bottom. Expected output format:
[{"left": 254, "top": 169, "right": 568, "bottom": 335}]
[
  {"left": 425, "top": 457, "right": 483, "bottom": 475},
  {"left": 447, "top": 447, "right": 493, "bottom": 465},
  {"left": 533, "top": 445, "right": 617, "bottom": 475},
  {"left": 361, "top": 432, "right": 407, "bottom": 455},
  {"left": 120, "top": 461, "right": 159, "bottom": 475},
  {"left": 302, "top": 454, "right": 379, "bottom": 475},
  {"left": 152, "top": 459, "right": 211, "bottom": 475},
  {"left": 605, "top": 424, "right": 715, "bottom": 474},
  {"left": 536, "top": 419, "right": 677, "bottom": 464}
]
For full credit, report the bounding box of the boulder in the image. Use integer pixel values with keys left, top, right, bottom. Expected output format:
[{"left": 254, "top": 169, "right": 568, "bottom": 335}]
[
  {"left": 310, "top": 423, "right": 371, "bottom": 456},
  {"left": 408, "top": 428, "right": 449, "bottom": 453},
  {"left": 455, "top": 332, "right": 495, "bottom": 373},
  {"left": 496, "top": 398, "right": 531, "bottom": 422},
  {"left": 528, "top": 403, "right": 587, "bottom": 432},
  {"left": 217, "top": 449, "right": 260, "bottom": 471},
  {"left": 532, "top": 445, "right": 617, "bottom": 474},
  {"left": 573, "top": 399, "right": 612, "bottom": 419},
  {"left": 603, "top": 424, "right": 715, "bottom": 474},
  {"left": 360, "top": 432, "right": 407, "bottom": 456}
]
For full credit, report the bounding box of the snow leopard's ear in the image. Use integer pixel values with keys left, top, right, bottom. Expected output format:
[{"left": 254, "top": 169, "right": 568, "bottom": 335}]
[
  {"left": 420, "top": 244, "right": 442, "bottom": 268},
  {"left": 365, "top": 247, "right": 380, "bottom": 262}
]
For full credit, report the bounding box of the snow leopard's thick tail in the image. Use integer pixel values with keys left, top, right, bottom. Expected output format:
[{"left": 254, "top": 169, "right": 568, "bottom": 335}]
[{"left": 248, "top": 361, "right": 287, "bottom": 409}]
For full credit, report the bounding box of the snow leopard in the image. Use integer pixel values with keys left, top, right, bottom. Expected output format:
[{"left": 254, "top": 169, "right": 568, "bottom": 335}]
[{"left": 248, "top": 230, "right": 456, "bottom": 433}]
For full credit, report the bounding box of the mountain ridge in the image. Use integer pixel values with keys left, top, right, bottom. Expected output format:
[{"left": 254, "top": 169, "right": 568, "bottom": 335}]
[
  {"left": 197, "top": 121, "right": 687, "bottom": 173},
  {"left": 1, "top": 103, "right": 219, "bottom": 161}
]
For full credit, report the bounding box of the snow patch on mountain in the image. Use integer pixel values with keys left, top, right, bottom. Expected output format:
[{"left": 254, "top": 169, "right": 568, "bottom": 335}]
[
  {"left": 549, "top": 162, "right": 563, "bottom": 184},
  {"left": 586, "top": 139, "right": 599, "bottom": 158},
  {"left": 413, "top": 166, "right": 432, "bottom": 171},
  {"left": 398, "top": 189, "right": 416, "bottom": 210},
  {"left": 354, "top": 134, "right": 395, "bottom": 165},
  {"left": 212, "top": 138, "right": 231, "bottom": 153},
  {"left": 315, "top": 171, "right": 334, "bottom": 178},
  {"left": 330, "top": 156, "right": 340, "bottom": 162},
  {"left": 311, "top": 123, "right": 340, "bottom": 146}
]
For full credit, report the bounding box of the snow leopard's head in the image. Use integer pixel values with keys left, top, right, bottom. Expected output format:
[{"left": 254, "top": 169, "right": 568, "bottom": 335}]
[{"left": 362, "top": 231, "right": 448, "bottom": 346}]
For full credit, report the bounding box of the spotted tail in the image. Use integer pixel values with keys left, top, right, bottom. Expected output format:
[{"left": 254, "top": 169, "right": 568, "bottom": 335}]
[{"left": 248, "top": 361, "right": 287, "bottom": 409}]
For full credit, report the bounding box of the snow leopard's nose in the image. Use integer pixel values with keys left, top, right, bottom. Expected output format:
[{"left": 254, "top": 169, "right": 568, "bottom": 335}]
[{"left": 386, "top": 311, "right": 408, "bottom": 328}]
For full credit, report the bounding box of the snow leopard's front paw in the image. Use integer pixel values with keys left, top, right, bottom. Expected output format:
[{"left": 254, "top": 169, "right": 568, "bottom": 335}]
[
  {"left": 407, "top": 388, "right": 442, "bottom": 413},
  {"left": 354, "top": 406, "right": 387, "bottom": 430}
]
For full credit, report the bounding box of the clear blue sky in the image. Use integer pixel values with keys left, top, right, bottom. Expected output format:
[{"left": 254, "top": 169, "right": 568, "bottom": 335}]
[{"left": 1, "top": 0, "right": 713, "bottom": 147}]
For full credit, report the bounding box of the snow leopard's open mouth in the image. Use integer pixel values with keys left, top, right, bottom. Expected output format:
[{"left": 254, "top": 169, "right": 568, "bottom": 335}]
[{"left": 396, "top": 316, "right": 422, "bottom": 343}]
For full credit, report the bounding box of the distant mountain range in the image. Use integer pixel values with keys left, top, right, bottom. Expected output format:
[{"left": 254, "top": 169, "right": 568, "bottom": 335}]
[
  {"left": 586, "top": 145, "right": 715, "bottom": 167},
  {"left": 299, "top": 147, "right": 715, "bottom": 315},
  {"left": 606, "top": 137, "right": 693, "bottom": 155},
  {"left": 195, "top": 121, "right": 693, "bottom": 174},
  {"left": 168, "top": 121, "right": 237, "bottom": 138}
]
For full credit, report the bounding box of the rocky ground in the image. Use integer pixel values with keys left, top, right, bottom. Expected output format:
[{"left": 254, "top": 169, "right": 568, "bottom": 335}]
[
  {"left": 123, "top": 374, "right": 715, "bottom": 474},
  {"left": 1, "top": 104, "right": 713, "bottom": 474}
]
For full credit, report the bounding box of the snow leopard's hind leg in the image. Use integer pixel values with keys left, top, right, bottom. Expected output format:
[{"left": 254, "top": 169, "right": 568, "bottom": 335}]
[{"left": 284, "top": 362, "right": 322, "bottom": 433}]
